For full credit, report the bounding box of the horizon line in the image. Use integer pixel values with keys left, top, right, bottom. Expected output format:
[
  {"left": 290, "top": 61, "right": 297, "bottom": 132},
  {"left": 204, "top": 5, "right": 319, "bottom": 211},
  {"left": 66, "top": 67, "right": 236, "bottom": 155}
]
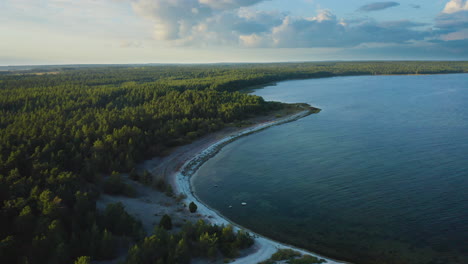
[{"left": 2, "top": 59, "right": 468, "bottom": 68}]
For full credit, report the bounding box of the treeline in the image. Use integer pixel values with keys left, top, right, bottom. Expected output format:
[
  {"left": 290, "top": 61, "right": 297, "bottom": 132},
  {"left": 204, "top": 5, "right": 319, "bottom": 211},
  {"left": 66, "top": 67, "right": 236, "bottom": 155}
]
[
  {"left": 1, "top": 62, "right": 467, "bottom": 264},
  {"left": 126, "top": 219, "right": 254, "bottom": 264},
  {"left": 2, "top": 61, "right": 467, "bottom": 92}
]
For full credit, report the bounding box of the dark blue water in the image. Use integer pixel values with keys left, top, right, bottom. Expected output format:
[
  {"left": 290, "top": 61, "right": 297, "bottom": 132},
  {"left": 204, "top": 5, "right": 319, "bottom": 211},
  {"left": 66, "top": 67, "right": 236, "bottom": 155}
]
[{"left": 193, "top": 74, "right": 468, "bottom": 264}]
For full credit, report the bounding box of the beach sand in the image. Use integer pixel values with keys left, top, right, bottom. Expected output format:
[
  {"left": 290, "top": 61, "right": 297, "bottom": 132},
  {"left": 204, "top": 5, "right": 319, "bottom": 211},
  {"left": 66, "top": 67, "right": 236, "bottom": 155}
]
[
  {"left": 98, "top": 105, "right": 349, "bottom": 264},
  {"left": 172, "top": 109, "right": 348, "bottom": 264}
]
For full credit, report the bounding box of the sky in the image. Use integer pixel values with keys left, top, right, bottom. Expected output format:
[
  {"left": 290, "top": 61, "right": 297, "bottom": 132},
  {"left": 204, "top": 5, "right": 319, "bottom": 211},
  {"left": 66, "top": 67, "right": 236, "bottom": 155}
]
[{"left": 1, "top": 0, "right": 467, "bottom": 65}]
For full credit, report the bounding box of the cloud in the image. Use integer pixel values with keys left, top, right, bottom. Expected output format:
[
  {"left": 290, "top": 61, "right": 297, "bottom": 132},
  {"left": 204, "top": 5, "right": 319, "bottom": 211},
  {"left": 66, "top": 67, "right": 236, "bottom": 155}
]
[
  {"left": 124, "top": 0, "right": 465, "bottom": 57},
  {"left": 199, "top": 0, "right": 264, "bottom": 10},
  {"left": 378, "top": 20, "right": 427, "bottom": 28},
  {"left": 433, "top": 1, "right": 468, "bottom": 48},
  {"left": 128, "top": 1, "right": 431, "bottom": 49},
  {"left": 439, "top": 28, "right": 468, "bottom": 41},
  {"left": 442, "top": 0, "right": 468, "bottom": 14},
  {"left": 239, "top": 33, "right": 270, "bottom": 47},
  {"left": 410, "top": 4, "right": 421, "bottom": 9},
  {"left": 436, "top": 1, "right": 468, "bottom": 33},
  {"left": 435, "top": 0, "right": 468, "bottom": 41},
  {"left": 130, "top": 0, "right": 269, "bottom": 40},
  {"left": 436, "top": 10, "right": 468, "bottom": 30},
  {"left": 131, "top": 0, "right": 213, "bottom": 40},
  {"left": 358, "top": 2, "right": 400, "bottom": 12},
  {"left": 347, "top": 39, "right": 468, "bottom": 59},
  {"left": 243, "top": 11, "right": 430, "bottom": 48}
]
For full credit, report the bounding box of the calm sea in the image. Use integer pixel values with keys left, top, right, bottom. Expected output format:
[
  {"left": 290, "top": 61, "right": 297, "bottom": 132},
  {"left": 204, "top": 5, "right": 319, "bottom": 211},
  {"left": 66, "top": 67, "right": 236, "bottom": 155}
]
[{"left": 193, "top": 74, "right": 468, "bottom": 264}]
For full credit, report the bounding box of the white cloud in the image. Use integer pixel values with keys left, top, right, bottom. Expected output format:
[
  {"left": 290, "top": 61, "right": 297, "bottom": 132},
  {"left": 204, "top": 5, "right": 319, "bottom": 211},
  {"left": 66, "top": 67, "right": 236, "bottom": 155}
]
[
  {"left": 3, "top": 0, "right": 467, "bottom": 62},
  {"left": 131, "top": 0, "right": 212, "bottom": 40},
  {"left": 442, "top": 0, "right": 468, "bottom": 14},
  {"left": 266, "top": 11, "right": 430, "bottom": 48},
  {"left": 307, "top": 9, "right": 336, "bottom": 22},
  {"left": 199, "top": 0, "right": 264, "bottom": 10},
  {"left": 429, "top": 1, "right": 468, "bottom": 54},
  {"left": 436, "top": 1, "right": 468, "bottom": 36},
  {"left": 128, "top": 2, "right": 431, "bottom": 49},
  {"left": 239, "top": 33, "right": 269, "bottom": 47},
  {"left": 130, "top": 0, "right": 267, "bottom": 41}
]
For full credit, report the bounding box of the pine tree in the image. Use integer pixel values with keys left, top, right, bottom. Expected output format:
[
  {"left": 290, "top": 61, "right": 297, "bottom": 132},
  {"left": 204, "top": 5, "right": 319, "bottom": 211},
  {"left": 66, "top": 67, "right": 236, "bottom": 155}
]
[
  {"left": 189, "top": 202, "right": 198, "bottom": 213},
  {"left": 74, "top": 256, "right": 91, "bottom": 264},
  {"left": 159, "top": 214, "right": 172, "bottom": 230}
]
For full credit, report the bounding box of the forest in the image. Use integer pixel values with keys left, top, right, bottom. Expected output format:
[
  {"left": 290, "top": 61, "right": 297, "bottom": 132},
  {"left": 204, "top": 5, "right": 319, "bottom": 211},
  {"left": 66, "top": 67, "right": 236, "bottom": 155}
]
[{"left": 1, "top": 61, "right": 467, "bottom": 264}]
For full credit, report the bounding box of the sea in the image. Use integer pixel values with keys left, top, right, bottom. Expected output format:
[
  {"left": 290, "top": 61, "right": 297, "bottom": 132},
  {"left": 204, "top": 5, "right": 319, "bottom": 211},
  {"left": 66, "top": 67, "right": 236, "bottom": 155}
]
[{"left": 193, "top": 74, "right": 468, "bottom": 264}]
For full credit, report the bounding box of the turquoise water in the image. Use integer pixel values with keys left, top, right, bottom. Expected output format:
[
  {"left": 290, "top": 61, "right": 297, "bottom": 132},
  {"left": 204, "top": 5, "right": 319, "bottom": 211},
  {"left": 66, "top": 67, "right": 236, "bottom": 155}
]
[{"left": 193, "top": 74, "right": 468, "bottom": 264}]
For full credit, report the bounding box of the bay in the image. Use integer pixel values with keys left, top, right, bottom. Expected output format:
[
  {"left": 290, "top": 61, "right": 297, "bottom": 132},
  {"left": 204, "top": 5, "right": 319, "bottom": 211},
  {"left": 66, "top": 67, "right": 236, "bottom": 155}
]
[{"left": 193, "top": 74, "right": 468, "bottom": 264}]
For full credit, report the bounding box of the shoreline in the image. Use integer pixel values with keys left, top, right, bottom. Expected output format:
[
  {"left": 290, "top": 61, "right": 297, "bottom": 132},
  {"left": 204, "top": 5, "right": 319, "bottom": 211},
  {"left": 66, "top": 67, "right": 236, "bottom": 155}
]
[{"left": 171, "top": 108, "right": 350, "bottom": 264}]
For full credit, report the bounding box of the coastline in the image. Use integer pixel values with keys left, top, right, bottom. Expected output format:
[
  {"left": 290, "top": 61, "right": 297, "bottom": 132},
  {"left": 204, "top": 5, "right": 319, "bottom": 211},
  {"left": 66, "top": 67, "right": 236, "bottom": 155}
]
[
  {"left": 171, "top": 108, "right": 349, "bottom": 264},
  {"left": 100, "top": 73, "right": 468, "bottom": 264}
]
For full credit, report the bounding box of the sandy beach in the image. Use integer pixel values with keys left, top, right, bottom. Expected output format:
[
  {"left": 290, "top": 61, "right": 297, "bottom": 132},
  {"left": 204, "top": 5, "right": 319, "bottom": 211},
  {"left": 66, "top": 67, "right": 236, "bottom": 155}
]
[
  {"left": 171, "top": 108, "right": 351, "bottom": 264},
  {"left": 98, "top": 106, "right": 349, "bottom": 264}
]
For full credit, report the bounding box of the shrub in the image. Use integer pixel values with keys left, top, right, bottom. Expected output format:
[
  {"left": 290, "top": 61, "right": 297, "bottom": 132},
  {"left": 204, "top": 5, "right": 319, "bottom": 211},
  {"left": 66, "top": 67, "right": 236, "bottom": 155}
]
[
  {"left": 289, "top": 255, "right": 326, "bottom": 264},
  {"left": 159, "top": 214, "right": 172, "bottom": 230},
  {"left": 189, "top": 202, "right": 198, "bottom": 213},
  {"left": 259, "top": 249, "right": 301, "bottom": 264},
  {"left": 102, "top": 174, "right": 136, "bottom": 197}
]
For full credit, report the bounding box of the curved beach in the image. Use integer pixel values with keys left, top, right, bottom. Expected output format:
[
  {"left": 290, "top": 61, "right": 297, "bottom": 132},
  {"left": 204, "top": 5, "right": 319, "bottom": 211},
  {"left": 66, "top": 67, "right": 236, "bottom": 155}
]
[{"left": 173, "top": 109, "right": 349, "bottom": 264}]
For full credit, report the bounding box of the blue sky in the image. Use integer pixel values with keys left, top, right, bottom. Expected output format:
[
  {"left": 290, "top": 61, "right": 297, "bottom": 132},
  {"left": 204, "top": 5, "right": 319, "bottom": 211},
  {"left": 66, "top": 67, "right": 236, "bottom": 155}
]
[{"left": 1, "top": 0, "right": 467, "bottom": 65}]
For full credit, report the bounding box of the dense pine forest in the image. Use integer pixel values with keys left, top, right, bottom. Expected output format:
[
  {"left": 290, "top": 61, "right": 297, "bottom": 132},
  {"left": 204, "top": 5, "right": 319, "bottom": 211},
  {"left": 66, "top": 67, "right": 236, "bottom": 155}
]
[{"left": 1, "top": 62, "right": 467, "bottom": 264}]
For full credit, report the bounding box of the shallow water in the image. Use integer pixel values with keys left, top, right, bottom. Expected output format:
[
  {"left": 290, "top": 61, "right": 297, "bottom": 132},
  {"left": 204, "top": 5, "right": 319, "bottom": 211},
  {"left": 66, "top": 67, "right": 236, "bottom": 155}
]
[{"left": 193, "top": 74, "right": 468, "bottom": 264}]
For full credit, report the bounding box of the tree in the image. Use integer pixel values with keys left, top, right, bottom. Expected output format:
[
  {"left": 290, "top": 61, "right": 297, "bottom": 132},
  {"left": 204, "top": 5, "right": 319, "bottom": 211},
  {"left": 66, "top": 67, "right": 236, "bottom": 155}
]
[
  {"left": 189, "top": 202, "right": 198, "bottom": 213},
  {"left": 3, "top": 62, "right": 465, "bottom": 264},
  {"left": 74, "top": 256, "right": 91, "bottom": 264},
  {"left": 199, "top": 232, "right": 218, "bottom": 258},
  {"left": 0, "top": 236, "right": 17, "bottom": 264},
  {"left": 98, "top": 229, "right": 117, "bottom": 260},
  {"left": 174, "top": 238, "right": 190, "bottom": 264},
  {"left": 235, "top": 230, "right": 254, "bottom": 249},
  {"left": 99, "top": 202, "right": 143, "bottom": 238},
  {"left": 159, "top": 214, "right": 172, "bottom": 230}
]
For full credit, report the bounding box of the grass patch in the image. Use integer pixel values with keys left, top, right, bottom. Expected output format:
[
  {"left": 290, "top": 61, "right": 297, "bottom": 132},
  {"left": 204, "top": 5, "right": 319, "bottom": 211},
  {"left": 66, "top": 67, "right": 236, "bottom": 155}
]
[{"left": 259, "top": 249, "right": 326, "bottom": 264}]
